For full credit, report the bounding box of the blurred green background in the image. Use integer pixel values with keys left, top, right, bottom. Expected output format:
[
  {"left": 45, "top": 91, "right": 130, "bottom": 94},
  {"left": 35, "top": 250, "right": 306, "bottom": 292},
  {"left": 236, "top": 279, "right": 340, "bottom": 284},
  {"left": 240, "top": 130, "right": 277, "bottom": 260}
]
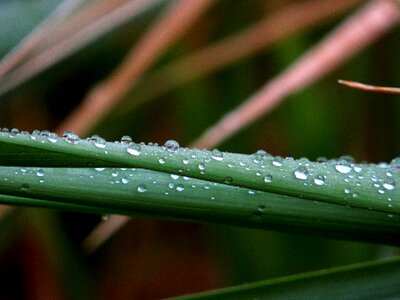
[{"left": 0, "top": 0, "right": 399, "bottom": 299}]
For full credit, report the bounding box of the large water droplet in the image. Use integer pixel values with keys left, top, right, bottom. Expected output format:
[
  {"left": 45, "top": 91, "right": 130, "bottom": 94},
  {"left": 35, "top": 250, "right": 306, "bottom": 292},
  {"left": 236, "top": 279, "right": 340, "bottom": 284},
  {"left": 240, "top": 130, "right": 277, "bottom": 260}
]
[
  {"left": 121, "top": 177, "right": 129, "bottom": 184},
  {"left": 313, "top": 175, "right": 326, "bottom": 186},
  {"left": 120, "top": 135, "right": 132, "bottom": 144},
  {"left": 127, "top": 143, "right": 141, "bottom": 156},
  {"left": 383, "top": 180, "right": 396, "bottom": 190},
  {"left": 335, "top": 161, "right": 352, "bottom": 174},
  {"left": 198, "top": 163, "right": 205, "bottom": 170},
  {"left": 389, "top": 157, "right": 400, "bottom": 168},
  {"left": 137, "top": 184, "right": 147, "bottom": 193},
  {"left": 176, "top": 184, "right": 185, "bottom": 192},
  {"left": 164, "top": 140, "right": 179, "bottom": 151},
  {"left": 211, "top": 149, "right": 224, "bottom": 161},
  {"left": 36, "top": 169, "right": 44, "bottom": 177},
  {"left": 264, "top": 174, "right": 272, "bottom": 183},
  {"left": 158, "top": 158, "right": 166, "bottom": 164},
  {"left": 272, "top": 157, "right": 283, "bottom": 167},
  {"left": 171, "top": 174, "right": 179, "bottom": 180},
  {"left": 63, "top": 131, "right": 80, "bottom": 144},
  {"left": 47, "top": 133, "right": 59, "bottom": 143},
  {"left": 293, "top": 166, "right": 308, "bottom": 180},
  {"left": 93, "top": 136, "right": 106, "bottom": 149}
]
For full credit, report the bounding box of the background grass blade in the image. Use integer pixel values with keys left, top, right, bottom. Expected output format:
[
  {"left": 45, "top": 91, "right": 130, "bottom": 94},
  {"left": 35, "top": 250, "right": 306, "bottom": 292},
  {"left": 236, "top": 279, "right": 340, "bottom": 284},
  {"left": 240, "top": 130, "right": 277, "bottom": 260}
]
[{"left": 172, "top": 256, "right": 400, "bottom": 300}]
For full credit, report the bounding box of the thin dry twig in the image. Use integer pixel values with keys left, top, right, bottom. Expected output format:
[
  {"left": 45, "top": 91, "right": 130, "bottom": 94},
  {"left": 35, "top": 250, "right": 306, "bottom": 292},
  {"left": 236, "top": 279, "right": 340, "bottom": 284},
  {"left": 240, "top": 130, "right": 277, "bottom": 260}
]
[
  {"left": 339, "top": 79, "right": 400, "bottom": 94},
  {"left": 117, "top": 0, "right": 361, "bottom": 114},
  {"left": 56, "top": 0, "right": 216, "bottom": 136},
  {"left": 191, "top": 0, "right": 400, "bottom": 149},
  {"left": 82, "top": 215, "right": 130, "bottom": 254}
]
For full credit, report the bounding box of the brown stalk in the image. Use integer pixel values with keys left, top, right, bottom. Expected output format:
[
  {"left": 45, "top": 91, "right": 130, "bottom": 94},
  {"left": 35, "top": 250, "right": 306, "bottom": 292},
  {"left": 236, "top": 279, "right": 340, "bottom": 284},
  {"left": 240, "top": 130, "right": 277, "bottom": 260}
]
[
  {"left": 191, "top": 0, "right": 400, "bottom": 149},
  {"left": 339, "top": 79, "right": 400, "bottom": 94},
  {"left": 118, "top": 0, "right": 361, "bottom": 114},
  {"left": 56, "top": 0, "right": 216, "bottom": 136}
]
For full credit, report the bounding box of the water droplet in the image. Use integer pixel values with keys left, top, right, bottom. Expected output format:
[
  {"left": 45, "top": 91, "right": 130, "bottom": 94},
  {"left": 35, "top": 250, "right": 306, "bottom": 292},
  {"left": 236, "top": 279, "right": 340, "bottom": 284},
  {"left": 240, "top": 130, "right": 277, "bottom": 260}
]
[
  {"left": 111, "top": 170, "right": 118, "bottom": 177},
  {"left": 182, "top": 158, "right": 189, "bottom": 164},
  {"left": 227, "top": 163, "right": 235, "bottom": 168},
  {"left": 101, "top": 215, "right": 110, "bottom": 221},
  {"left": 120, "top": 135, "right": 132, "bottom": 144},
  {"left": 95, "top": 168, "right": 105, "bottom": 172},
  {"left": 383, "top": 180, "right": 396, "bottom": 190},
  {"left": 47, "top": 133, "right": 59, "bottom": 143},
  {"left": 313, "top": 175, "right": 326, "bottom": 186},
  {"left": 127, "top": 143, "right": 141, "bottom": 156},
  {"left": 20, "top": 183, "right": 29, "bottom": 192},
  {"left": 137, "top": 184, "right": 147, "bottom": 193},
  {"left": 224, "top": 176, "right": 233, "bottom": 184},
  {"left": 93, "top": 137, "right": 106, "bottom": 149},
  {"left": 252, "top": 205, "right": 266, "bottom": 218},
  {"left": 121, "top": 177, "right": 129, "bottom": 184},
  {"left": 272, "top": 157, "right": 283, "bottom": 167},
  {"left": 164, "top": 140, "right": 179, "bottom": 151},
  {"left": 1, "top": 128, "right": 9, "bottom": 133},
  {"left": 339, "top": 155, "right": 355, "bottom": 163},
  {"left": 264, "top": 174, "right": 272, "bottom": 183},
  {"left": 171, "top": 174, "right": 179, "bottom": 180},
  {"left": 159, "top": 158, "right": 166, "bottom": 164},
  {"left": 211, "top": 149, "right": 224, "bottom": 161},
  {"left": 176, "top": 184, "right": 185, "bottom": 192},
  {"left": 248, "top": 190, "right": 256, "bottom": 195},
  {"left": 335, "top": 161, "right": 352, "bottom": 174},
  {"left": 389, "top": 157, "right": 400, "bottom": 169},
  {"left": 353, "top": 166, "right": 362, "bottom": 173},
  {"left": 36, "top": 169, "right": 44, "bottom": 177},
  {"left": 198, "top": 163, "right": 205, "bottom": 171},
  {"left": 63, "top": 131, "right": 80, "bottom": 144},
  {"left": 293, "top": 166, "right": 308, "bottom": 180}
]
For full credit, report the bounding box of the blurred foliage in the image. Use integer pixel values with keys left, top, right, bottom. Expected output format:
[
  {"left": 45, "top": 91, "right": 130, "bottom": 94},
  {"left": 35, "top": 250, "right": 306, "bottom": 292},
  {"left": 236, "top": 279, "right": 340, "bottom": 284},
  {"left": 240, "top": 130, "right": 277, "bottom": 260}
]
[{"left": 0, "top": 0, "right": 399, "bottom": 299}]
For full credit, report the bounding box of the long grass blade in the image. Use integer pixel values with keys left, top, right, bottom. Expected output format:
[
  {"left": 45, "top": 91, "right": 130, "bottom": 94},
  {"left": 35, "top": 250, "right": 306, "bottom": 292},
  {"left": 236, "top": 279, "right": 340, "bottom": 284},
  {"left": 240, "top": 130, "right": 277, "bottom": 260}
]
[
  {"left": 0, "top": 131, "right": 398, "bottom": 245},
  {"left": 171, "top": 257, "right": 400, "bottom": 299}
]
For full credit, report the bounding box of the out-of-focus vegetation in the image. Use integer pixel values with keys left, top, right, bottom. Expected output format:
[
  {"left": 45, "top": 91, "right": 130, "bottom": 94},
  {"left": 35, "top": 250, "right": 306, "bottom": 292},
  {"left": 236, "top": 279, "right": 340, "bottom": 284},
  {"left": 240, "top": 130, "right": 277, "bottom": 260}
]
[{"left": 0, "top": 0, "right": 399, "bottom": 299}]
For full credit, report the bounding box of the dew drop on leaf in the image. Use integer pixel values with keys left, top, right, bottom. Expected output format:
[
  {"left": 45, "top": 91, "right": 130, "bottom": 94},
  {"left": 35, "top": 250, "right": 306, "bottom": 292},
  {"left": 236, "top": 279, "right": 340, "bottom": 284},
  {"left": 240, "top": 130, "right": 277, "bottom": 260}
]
[
  {"left": 164, "top": 140, "right": 179, "bottom": 151},
  {"left": 211, "top": 149, "right": 224, "bottom": 161},
  {"left": 171, "top": 174, "right": 179, "bottom": 180},
  {"left": 264, "top": 174, "right": 272, "bottom": 183},
  {"left": 137, "top": 184, "right": 147, "bottom": 193},
  {"left": 383, "top": 180, "right": 396, "bottom": 190},
  {"left": 120, "top": 135, "right": 132, "bottom": 144},
  {"left": 36, "top": 169, "right": 44, "bottom": 177},
  {"left": 272, "top": 157, "right": 283, "bottom": 167},
  {"left": 176, "top": 184, "right": 185, "bottom": 192},
  {"left": 313, "top": 175, "right": 326, "bottom": 186},
  {"left": 127, "top": 143, "right": 142, "bottom": 156},
  {"left": 63, "top": 131, "right": 80, "bottom": 144},
  {"left": 293, "top": 166, "right": 308, "bottom": 180},
  {"left": 335, "top": 161, "right": 352, "bottom": 174}
]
